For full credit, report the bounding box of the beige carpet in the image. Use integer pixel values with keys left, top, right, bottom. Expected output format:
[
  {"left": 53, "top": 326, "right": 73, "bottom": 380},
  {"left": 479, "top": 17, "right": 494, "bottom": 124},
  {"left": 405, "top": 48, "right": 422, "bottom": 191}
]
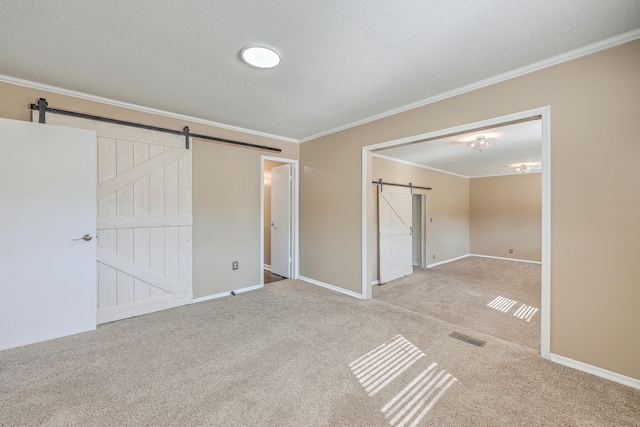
[
  {"left": 0, "top": 279, "right": 638, "bottom": 426},
  {"left": 374, "top": 256, "right": 541, "bottom": 350}
]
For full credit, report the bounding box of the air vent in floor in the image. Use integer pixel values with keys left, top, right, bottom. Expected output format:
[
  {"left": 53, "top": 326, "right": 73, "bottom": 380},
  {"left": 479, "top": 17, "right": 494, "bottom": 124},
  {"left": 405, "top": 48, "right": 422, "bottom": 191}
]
[{"left": 449, "top": 332, "right": 486, "bottom": 347}]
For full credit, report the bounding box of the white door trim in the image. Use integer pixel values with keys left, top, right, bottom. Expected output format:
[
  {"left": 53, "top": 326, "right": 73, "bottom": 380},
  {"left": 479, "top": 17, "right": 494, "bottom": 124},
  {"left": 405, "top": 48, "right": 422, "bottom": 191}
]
[
  {"left": 261, "top": 156, "right": 300, "bottom": 285},
  {"left": 361, "top": 106, "right": 551, "bottom": 360}
]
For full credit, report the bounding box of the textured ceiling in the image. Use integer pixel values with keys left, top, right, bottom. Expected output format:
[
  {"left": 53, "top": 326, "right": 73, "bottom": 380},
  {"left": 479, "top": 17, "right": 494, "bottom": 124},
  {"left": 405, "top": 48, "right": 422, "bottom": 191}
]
[
  {"left": 1, "top": 1, "right": 639, "bottom": 141},
  {"left": 375, "top": 120, "right": 542, "bottom": 178}
]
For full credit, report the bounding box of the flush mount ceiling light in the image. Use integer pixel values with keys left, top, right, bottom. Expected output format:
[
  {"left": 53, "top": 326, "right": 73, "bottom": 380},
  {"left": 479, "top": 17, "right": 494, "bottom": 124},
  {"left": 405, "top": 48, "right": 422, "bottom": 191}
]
[
  {"left": 466, "top": 135, "right": 494, "bottom": 151},
  {"left": 515, "top": 164, "right": 533, "bottom": 174},
  {"left": 240, "top": 44, "right": 281, "bottom": 69}
]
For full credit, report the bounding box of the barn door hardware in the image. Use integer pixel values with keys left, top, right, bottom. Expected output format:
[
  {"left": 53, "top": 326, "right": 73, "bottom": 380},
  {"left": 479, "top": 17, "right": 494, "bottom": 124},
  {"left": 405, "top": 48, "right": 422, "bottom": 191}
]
[
  {"left": 29, "top": 98, "right": 282, "bottom": 153},
  {"left": 372, "top": 179, "right": 432, "bottom": 191}
]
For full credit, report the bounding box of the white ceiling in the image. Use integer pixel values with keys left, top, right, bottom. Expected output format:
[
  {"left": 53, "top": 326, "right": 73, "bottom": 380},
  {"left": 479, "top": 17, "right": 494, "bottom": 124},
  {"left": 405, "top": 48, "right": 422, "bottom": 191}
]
[
  {"left": 375, "top": 120, "right": 542, "bottom": 178},
  {"left": 1, "top": 1, "right": 639, "bottom": 141}
]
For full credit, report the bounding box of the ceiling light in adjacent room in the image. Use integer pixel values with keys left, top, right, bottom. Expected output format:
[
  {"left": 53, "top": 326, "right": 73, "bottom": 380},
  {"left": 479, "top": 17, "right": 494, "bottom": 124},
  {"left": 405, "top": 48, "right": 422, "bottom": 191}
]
[
  {"left": 466, "top": 135, "right": 494, "bottom": 151},
  {"left": 515, "top": 164, "right": 533, "bottom": 174},
  {"left": 240, "top": 44, "right": 281, "bottom": 68}
]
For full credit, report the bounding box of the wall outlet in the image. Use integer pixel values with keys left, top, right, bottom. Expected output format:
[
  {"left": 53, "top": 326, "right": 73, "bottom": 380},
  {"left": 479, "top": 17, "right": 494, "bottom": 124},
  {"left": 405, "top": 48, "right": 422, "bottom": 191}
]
[
  {"left": 509, "top": 249, "right": 513, "bottom": 254},
  {"left": 433, "top": 254, "right": 436, "bottom": 260},
  {"left": 232, "top": 261, "right": 238, "bottom": 270}
]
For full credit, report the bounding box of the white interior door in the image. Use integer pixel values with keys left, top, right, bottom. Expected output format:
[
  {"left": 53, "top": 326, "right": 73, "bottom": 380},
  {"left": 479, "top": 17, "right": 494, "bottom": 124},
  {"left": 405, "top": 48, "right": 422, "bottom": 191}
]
[
  {"left": 36, "top": 112, "right": 192, "bottom": 324},
  {"left": 0, "top": 118, "right": 96, "bottom": 351},
  {"left": 271, "top": 164, "right": 291, "bottom": 278},
  {"left": 378, "top": 186, "right": 413, "bottom": 284}
]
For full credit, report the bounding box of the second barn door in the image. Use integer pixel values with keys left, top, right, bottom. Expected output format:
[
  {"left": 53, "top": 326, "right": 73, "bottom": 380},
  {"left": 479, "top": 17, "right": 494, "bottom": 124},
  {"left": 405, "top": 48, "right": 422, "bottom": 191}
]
[{"left": 378, "top": 185, "right": 413, "bottom": 284}]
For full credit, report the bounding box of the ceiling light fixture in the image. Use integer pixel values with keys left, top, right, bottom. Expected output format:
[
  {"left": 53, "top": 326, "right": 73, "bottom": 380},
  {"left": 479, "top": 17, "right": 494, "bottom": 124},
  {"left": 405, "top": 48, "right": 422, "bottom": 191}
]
[
  {"left": 515, "top": 164, "right": 533, "bottom": 174},
  {"left": 240, "top": 44, "right": 281, "bottom": 69},
  {"left": 466, "top": 135, "right": 494, "bottom": 151}
]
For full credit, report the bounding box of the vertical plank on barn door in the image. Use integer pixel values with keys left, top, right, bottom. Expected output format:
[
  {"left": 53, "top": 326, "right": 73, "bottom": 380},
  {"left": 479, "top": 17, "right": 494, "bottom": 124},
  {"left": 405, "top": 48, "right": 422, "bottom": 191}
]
[
  {"left": 34, "top": 111, "right": 193, "bottom": 324},
  {"left": 179, "top": 151, "right": 193, "bottom": 288},
  {"left": 149, "top": 144, "right": 166, "bottom": 299},
  {"left": 116, "top": 139, "right": 134, "bottom": 305},
  {"left": 98, "top": 137, "right": 117, "bottom": 309},
  {"left": 164, "top": 157, "right": 180, "bottom": 287},
  {"left": 133, "top": 142, "right": 151, "bottom": 302}
]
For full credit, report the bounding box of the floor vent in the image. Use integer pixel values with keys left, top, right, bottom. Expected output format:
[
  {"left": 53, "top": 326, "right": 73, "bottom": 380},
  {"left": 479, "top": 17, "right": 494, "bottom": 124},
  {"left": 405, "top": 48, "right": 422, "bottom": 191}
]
[{"left": 449, "top": 332, "right": 486, "bottom": 347}]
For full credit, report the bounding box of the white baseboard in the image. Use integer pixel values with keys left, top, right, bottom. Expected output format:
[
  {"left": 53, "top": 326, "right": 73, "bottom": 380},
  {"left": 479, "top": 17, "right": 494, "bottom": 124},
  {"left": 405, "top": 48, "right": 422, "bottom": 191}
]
[
  {"left": 427, "top": 254, "right": 470, "bottom": 268},
  {"left": 468, "top": 254, "right": 542, "bottom": 265},
  {"left": 192, "top": 284, "right": 263, "bottom": 303},
  {"left": 299, "top": 276, "right": 364, "bottom": 299},
  {"left": 98, "top": 292, "right": 192, "bottom": 324},
  {"left": 372, "top": 280, "right": 380, "bottom": 286},
  {"left": 550, "top": 353, "right": 640, "bottom": 390},
  {"left": 263, "top": 264, "right": 271, "bottom": 271}
]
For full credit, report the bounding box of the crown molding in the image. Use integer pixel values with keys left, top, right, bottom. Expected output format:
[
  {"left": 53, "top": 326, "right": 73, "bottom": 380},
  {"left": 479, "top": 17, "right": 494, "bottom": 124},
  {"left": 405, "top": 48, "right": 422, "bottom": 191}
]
[
  {"left": 300, "top": 29, "right": 640, "bottom": 143},
  {"left": 0, "top": 74, "right": 300, "bottom": 144},
  {"left": 371, "top": 153, "right": 543, "bottom": 179},
  {"left": 371, "top": 153, "right": 469, "bottom": 178}
]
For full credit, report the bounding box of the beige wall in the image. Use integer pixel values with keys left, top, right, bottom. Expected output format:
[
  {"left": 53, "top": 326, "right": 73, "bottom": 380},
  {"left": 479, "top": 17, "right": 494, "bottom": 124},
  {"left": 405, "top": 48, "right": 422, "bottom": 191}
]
[
  {"left": 263, "top": 160, "right": 285, "bottom": 267},
  {"left": 300, "top": 40, "right": 640, "bottom": 379},
  {"left": 0, "top": 81, "right": 300, "bottom": 299},
  {"left": 371, "top": 156, "right": 469, "bottom": 279},
  {"left": 470, "top": 173, "right": 541, "bottom": 262}
]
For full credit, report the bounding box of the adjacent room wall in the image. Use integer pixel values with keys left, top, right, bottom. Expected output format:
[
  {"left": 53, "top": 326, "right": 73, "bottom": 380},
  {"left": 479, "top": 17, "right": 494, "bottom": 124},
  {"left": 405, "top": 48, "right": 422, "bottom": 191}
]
[
  {"left": 300, "top": 40, "right": 640, "bottom": 379},
  {"left": 0, "top": 81, "right": 300, "bottom": 300},
  {"left": 371, "top": 156, "right": 469, "bottom": 280},
  {"left": 470, "top": 173, "right": 542, "bottom": 262}
]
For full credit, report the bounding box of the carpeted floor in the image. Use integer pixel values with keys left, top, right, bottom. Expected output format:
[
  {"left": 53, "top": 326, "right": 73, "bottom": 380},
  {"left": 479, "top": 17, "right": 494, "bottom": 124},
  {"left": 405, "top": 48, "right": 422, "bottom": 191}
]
[
  {"left": 373, "top": 256, "right": 541, "bottom": 350},
  {"left": 0, "top": 278, "right": 638, "bottom": 426}
]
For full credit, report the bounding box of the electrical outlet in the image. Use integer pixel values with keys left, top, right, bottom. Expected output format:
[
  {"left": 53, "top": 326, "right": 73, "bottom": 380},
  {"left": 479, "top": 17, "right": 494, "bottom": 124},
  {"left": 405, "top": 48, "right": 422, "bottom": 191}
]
[
  {"left": 433, "top": 255, "right": 436, "bottom": 260},
  {"left": 509, "top": 249, "right": 513, "bottom": 254},
  {"left": 232, "top": 261, "right": 238, "bottom": 270}
]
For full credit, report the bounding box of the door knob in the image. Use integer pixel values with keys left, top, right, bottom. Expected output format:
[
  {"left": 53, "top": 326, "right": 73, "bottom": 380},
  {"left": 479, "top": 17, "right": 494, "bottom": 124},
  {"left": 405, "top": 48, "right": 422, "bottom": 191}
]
[
  {"left": 72, "top": 234, "right": 93, "bottom": 241},
  {"left": 271, "top": 222, "right": 275, "bottom": 228}
]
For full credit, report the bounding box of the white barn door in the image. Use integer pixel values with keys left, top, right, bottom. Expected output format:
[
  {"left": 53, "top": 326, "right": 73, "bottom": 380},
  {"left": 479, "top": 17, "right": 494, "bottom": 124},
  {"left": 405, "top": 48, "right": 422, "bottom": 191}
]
[
  {"left": 378, "top": 186, "right": 413, "bottom": 284},
  {"left": 35, "top": 112, "right": 192, "bottom": 324}
]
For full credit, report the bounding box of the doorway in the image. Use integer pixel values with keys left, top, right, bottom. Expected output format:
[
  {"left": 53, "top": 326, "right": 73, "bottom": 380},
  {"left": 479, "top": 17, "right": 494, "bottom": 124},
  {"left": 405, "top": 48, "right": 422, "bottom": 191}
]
[
  {"left": 362, "top": 107, "right": 551, "bottom": 359},
  {"left": 261, "top": 156, "right": 299, "bottom": 286},
  {"left": 412, "top": 194, "right": 426, "bottom": 268}
]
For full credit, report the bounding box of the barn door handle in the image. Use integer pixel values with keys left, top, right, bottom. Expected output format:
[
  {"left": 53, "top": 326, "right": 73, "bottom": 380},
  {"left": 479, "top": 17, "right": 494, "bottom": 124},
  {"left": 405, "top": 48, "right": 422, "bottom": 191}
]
[{"left": 72, "top": 234, "right": 93, "bottom": 241}]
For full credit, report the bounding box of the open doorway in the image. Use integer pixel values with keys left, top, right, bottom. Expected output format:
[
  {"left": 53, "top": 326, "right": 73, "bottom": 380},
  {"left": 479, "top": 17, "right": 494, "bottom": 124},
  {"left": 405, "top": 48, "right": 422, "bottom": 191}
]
[
  {"left": 412, "top": 194, "right": 426, "bottom": 268},
  {"left": 362, "top": 107, "right": 551, "bottom": 359},
  {"left": 261, "top": 157, "right": 299, "bottom": 286}
]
